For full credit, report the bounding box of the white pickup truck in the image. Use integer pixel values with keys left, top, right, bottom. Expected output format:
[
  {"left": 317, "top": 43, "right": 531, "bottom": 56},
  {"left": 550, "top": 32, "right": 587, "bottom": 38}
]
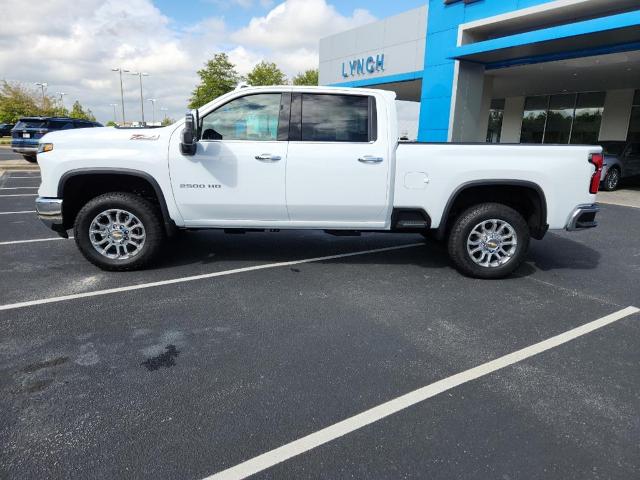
[{"left": 35, "top": 86, "right": 603, "bottom": 279}]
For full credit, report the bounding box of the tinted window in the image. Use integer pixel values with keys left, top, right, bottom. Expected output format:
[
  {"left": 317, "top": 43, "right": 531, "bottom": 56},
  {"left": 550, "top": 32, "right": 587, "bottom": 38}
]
[
  {"left": 520, "top": 96, "right": 548, "bottom": 144},
  {"left": 628, "top": 143, "right": 640, "bottom": 156},
  {"left": 300, "top": 94, "right": 371, "bottom": 142},
  {"left": 14, "top": 120, "right": 46, "bottom": 129},
  {"left": 600, "top": 142, "right": 626, "bottom": 156},
  {"left": 201, "top": 93, "right": 281, "bottom": 141},
  {"left": 486, "top": 99, "right": 504, "bottom": 143},
  {"left": 48, "top": 120, "right": 75, "bottom": 130}
]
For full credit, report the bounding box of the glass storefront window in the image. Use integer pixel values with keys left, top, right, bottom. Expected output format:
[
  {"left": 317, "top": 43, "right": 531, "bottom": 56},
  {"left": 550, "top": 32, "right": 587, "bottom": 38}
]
[
  {"left": 545, "top": 94, "right": 576, "bottom": 144},
  {"left": 486, "top": 99, "right": 504, "bottom": 143},
  {"left": 571, "top": 92, "right": 605, "bottom": 144},
  {"left": 520, "top": 96, "right": 548, "bottom": 143},
  {"left": 520, "top": 91, "right": 605, "bottom": 144}
]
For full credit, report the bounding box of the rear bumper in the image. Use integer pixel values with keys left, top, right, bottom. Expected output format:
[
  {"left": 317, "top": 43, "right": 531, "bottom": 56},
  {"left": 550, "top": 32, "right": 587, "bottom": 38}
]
[
  {"left": 35, "top": 197, "right": 68, "bottom": 238},
  {"left": 565, "top": 203, "right": 599, "bottom": 231}
]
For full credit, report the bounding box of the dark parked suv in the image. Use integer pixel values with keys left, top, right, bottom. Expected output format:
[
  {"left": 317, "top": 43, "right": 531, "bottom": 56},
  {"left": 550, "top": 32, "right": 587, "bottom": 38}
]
[
  {"left": 599, "top": 141, "right": 640, "bottom": 191},
  {"left": 11, "top": 117, "right": 102, "bottom": 163},
  {"left": 0, "top": 123, "right": 15, "bottom": 136}
]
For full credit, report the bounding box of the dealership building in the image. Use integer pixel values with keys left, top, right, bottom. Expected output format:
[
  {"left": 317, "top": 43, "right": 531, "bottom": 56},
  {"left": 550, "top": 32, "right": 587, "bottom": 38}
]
[{"left": 319, "top": 0, "right": 640, "bottom": 144}]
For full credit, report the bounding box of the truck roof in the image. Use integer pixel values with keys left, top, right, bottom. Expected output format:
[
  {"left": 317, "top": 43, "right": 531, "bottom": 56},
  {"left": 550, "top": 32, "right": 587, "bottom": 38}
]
[{"left": 231, "top": 84, "right": 397, "bottom": 98}]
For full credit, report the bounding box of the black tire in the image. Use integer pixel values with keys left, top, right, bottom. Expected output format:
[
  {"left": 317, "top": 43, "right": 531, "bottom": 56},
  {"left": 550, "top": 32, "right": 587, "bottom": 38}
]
[
  {"left": 23, "top": 154, "right": 37, "bottom": 163},
  {"left": 447, "top": 203, "right": 530, "bottom": 279},
  {"left": 602, "top": 167, "right": 620, "bottom": 191},
  {"left": 73, "top": 192, "right": 165, "bottom": 271}
]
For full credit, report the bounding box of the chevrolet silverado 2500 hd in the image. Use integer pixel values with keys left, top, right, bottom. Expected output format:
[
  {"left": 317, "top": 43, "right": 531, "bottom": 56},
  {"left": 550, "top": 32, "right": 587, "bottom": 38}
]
[{"left": 34, "top": 86, "right": 602, "bottom": 278}]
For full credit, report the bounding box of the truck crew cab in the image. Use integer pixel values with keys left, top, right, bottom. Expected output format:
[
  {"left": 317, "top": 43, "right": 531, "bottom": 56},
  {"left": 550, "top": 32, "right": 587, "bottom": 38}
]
[{"left": 35, "top": 86, "right": 602, "bottom": 279}]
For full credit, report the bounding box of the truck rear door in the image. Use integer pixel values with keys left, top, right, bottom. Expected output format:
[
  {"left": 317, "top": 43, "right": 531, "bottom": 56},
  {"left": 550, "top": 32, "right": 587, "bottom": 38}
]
[{"left": 285, "top": 93, "right": 390, "bottom": 226}]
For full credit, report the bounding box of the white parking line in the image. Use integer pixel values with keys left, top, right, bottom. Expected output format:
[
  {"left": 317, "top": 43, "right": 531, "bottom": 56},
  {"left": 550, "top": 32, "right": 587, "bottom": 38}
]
[
  {"left": 0, "top": 187, "right": 38, "bottom": 190},
  {"left": 7, "top": 176, "right": 40, "bottom": 179},
  {"left": 0, "top": 236, "right": 72, "bottom": 246},
  {"left": 203, "top": 306, "right": 639, "bottom": 480},
  {"left": 0, "top": 194, "right": 38, "bottom": 197},
  {"left": 0, "top": 210, "right": 36, "bottom": 215},
  {"left": 0, "top": 243, "right": 423, "bottom": 312}
]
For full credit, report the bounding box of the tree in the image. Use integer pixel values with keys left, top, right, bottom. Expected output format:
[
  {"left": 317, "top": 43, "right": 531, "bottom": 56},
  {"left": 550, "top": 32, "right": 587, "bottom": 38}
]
[
  {"left": 161, "top": 117, "right": 175, "bottom": 126},
  {"left": 0, "top": 81, "right": 40, "bottom": 123},
  {"left": 106, "top": 120, "right": 117, "bottom": 127},
  {"left": 246, "top": 61, "right": 287, "bottom": 86},
  {"left": 69, "top": 100, "right": 96, "bottom": 121},
  {"left": 189, "top": 53, "right": 240, "bottom": 109},
  {"left": 0, "top": 80, "right": 75, "bottom": 122},
  {"left": 292, "top": 69, "right": 318, "bottom": 86}
]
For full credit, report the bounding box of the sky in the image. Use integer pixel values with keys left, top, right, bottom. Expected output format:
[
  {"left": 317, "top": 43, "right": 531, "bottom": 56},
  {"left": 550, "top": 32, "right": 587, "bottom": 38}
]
[{"left": 0, "top": 0, "right": 426, "bottom": 124}]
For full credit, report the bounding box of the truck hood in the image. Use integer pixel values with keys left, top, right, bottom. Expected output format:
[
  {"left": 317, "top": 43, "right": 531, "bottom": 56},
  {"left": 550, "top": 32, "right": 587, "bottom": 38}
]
[{"left": 41, "top": 126, "right": 174, "bottom": 145}]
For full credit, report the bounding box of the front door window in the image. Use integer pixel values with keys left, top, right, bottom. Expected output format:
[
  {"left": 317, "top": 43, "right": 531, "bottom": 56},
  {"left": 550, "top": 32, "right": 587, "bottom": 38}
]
[{"left": 201, "top": 93, "right": 281, "bottom": 141}]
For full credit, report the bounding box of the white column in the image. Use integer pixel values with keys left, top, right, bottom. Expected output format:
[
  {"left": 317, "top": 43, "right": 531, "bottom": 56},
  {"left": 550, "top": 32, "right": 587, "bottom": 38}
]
[
  {"left": 500, "top": 96, "right": 525, "bottom": 143},
  {"left": 449, "top": 61, "right": 486, "bottom": 142},
  {"left": 599, "top": 89, "right": 635, "bottom": 141}
]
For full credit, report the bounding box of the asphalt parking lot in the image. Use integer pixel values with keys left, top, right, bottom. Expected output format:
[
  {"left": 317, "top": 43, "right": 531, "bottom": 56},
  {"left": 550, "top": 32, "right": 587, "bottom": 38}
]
[{"left": 0, "top": 169, "right": 639, "bottom": 480}]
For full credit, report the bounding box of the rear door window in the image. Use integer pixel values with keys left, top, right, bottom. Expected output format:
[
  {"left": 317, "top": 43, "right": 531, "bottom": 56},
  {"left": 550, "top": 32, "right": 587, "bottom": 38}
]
[{"left": 297, "top": 94, "right": 374, "bottom": 143}]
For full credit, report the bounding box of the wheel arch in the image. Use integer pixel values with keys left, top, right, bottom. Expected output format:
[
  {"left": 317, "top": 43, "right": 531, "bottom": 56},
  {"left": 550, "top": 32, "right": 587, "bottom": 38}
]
[
  {"left": 437, "top": 180, "right": 548, "bottom": 241},
  {"left": 58, "top": 168, "right": 175, "bottom": 235}
]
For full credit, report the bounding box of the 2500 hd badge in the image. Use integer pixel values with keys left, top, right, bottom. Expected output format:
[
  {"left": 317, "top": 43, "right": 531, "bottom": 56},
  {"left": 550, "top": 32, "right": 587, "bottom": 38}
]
[{"left": 180, "top": 184, "right": 221, "bottom": 189}]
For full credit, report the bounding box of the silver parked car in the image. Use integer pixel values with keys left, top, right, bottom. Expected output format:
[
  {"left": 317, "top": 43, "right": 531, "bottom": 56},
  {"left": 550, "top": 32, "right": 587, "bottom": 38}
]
[{"left": 599, "top": 141, "right": 640, "bottom": 191}]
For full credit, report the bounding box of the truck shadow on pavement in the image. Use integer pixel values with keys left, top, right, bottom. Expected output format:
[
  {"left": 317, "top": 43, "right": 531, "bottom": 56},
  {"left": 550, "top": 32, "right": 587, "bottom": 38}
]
[
  {"left": 150, "top": 230, "right": 600, "bottom": 278},
  {"left": 521, "top": 232, "right": 601, "bottom": 274}
]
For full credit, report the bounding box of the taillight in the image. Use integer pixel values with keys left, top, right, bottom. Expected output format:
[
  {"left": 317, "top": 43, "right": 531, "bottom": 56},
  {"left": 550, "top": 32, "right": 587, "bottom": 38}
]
[{"left": 589, "top": 153, "right": 603, "bottom": 194}]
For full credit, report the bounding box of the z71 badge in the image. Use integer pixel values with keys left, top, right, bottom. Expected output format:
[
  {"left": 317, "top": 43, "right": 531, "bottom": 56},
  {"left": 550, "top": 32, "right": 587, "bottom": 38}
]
[{"left": 130, "top": 134, "right": 160, "bottom": 141}]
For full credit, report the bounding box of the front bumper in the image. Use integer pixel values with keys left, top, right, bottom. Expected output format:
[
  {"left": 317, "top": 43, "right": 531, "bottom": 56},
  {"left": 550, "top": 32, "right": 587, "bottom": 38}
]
[
  {"left": 35, "top": 197, "right": 68, "bottom": 238},
  {"left": 566, "top": 203, "right": 599, "bottom": 231},
  {"left": 12, "top": 146, "right": 38, "bottom": 154}
]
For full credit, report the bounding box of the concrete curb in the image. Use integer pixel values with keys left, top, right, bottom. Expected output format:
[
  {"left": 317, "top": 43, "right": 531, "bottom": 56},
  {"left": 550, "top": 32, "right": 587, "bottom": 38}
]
[{"left": 0, "top": 161, "right": 40, "bottom": 172}]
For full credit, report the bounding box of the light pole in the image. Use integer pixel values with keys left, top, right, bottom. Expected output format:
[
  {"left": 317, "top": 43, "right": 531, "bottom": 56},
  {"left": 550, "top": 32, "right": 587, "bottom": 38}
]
[
  {"left": 111, "top": 68, "right": 129, "bottom": 125},
  {"left": 35, "top": 82, "right": 48, "bottom": 108},
  {"left": 109, "top": 103, "right": 119, "bottom": 124},
  {"left": 147, "top": 98, "right": 156, "bottom": 124},
  {"left": 160, "top": 107, "right": 168, "bottom": 124},
  {"left": 129, "top": 72, "right": 149, "bottom": 125},
  {"left": 56, "top": 92, "right": 67, "bottom": 110}
]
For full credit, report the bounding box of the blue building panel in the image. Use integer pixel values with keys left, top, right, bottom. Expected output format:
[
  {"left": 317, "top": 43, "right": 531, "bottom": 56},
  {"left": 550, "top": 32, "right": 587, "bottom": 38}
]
[{"left": 416, "top": 0, "right": 640, "bottom": 142}]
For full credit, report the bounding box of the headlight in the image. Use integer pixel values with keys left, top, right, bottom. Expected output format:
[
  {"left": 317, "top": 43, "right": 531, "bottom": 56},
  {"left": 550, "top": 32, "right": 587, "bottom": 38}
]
[{"left": 38, "top": 143, "right": 54, "bottom": 153}]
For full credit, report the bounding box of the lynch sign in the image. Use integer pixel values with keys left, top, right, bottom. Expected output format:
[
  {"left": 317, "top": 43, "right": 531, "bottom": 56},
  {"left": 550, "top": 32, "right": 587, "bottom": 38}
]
[{"left": 341, "top": 54, "right": 385, "bottom": 78}]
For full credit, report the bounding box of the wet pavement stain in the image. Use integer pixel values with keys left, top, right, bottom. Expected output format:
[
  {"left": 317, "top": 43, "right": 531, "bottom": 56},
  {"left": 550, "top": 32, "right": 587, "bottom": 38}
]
[
  {"left": 141, "top": 345, "right": 180, "bottom": 371},
  {"left": 290, "top": 268, "right": 301, "bottom": 273},
  {"left": 23, "top": 356, "right": 69, "bottom": 373}
]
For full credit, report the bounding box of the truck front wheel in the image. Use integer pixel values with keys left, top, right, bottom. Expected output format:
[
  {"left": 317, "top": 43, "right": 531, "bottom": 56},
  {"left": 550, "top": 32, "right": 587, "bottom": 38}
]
[
  {"left": 447, "top": 203, "right": 529, "bottom": 279},
  {"left": 74, "top": 192, "right": 165, "bottom": 271}
]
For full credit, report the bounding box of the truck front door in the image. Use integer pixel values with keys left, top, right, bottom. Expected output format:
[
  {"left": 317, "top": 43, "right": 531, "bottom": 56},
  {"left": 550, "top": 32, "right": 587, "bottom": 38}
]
[
  {"left": 285, "top": 93, "right": 391, "bottom": 227},
  {"left": 168, "top": 92, "right": 289, "bottom": 225}
]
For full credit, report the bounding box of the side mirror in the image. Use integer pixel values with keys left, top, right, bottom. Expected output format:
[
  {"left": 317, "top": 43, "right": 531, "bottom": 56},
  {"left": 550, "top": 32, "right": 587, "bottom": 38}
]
[{"left": 180, "top": 112, "right": 198, "bottom": 155}]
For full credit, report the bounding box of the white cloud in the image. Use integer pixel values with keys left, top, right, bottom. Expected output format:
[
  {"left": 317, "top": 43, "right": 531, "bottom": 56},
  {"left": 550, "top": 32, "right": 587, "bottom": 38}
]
[
  {"left": 233, "top": 0, "right": 374, "bottom": 50},
  {"left": 0, "top": 0, "right": 374, "bottom": 124}
]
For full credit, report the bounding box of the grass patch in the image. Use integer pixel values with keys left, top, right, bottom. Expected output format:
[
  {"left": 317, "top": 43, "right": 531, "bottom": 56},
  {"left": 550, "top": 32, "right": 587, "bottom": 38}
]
[{"left": 0, "top": 138, "right": 12, "bottom": 145}]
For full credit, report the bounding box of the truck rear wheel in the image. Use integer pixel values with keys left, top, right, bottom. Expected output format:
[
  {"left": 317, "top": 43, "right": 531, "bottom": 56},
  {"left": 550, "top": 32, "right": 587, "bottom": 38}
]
[
  {"left": 73, "top": 192, "right": 165, "bottom": 271},
  {"left": 447, "top": 203, "right": 529, "bottom": 279}
]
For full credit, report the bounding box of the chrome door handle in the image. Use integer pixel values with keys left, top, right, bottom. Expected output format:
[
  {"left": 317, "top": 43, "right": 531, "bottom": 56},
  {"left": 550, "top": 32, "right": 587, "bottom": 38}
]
[
  {"left": 255, "top": 153, "right": 281, "bottom": 162},
  {"left": 358, "top": 155, "right": 383, "bottom": 164}
]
